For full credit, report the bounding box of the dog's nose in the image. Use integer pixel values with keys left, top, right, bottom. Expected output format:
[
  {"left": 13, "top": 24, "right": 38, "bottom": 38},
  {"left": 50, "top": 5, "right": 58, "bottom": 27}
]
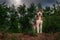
[{"left": 39, "top": 14, "right": 41, "bottom": 16}]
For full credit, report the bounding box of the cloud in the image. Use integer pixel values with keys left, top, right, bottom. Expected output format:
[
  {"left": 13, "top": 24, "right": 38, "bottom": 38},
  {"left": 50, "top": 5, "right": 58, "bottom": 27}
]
[{"left": 0, "top": 0, "right": 60, "bottom": 8}]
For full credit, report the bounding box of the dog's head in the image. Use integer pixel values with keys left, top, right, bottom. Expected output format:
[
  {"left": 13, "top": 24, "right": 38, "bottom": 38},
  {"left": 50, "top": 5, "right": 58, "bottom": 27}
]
[{"left": 36, "top": 8, "right": 42, "bottom": 16}]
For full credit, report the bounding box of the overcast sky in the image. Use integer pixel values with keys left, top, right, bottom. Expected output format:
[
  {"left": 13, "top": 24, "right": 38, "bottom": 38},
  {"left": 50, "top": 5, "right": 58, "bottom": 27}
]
[{"left": 0, "top": 0, "right": 60, "bottom": 8}]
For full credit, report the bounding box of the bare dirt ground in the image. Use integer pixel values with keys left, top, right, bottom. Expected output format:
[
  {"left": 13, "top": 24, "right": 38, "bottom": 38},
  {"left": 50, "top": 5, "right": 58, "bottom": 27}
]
[{"left": 0, "top": 32, "right": 60, "bottom": 40}]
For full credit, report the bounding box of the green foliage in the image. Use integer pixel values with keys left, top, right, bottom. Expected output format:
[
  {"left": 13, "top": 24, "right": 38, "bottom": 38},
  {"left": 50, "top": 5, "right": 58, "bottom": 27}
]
[
  {"left": 17, "top": 4, "right": 26, "bottom": 15},
  {"left": 0, "top": 2, "right": 60, "bottom": 34},
  {"left": 43, "top": 2, "right": 60, "bottom": 33},
  {"left": 0, "top": 3, "right": 9, "bottom": 32}
]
